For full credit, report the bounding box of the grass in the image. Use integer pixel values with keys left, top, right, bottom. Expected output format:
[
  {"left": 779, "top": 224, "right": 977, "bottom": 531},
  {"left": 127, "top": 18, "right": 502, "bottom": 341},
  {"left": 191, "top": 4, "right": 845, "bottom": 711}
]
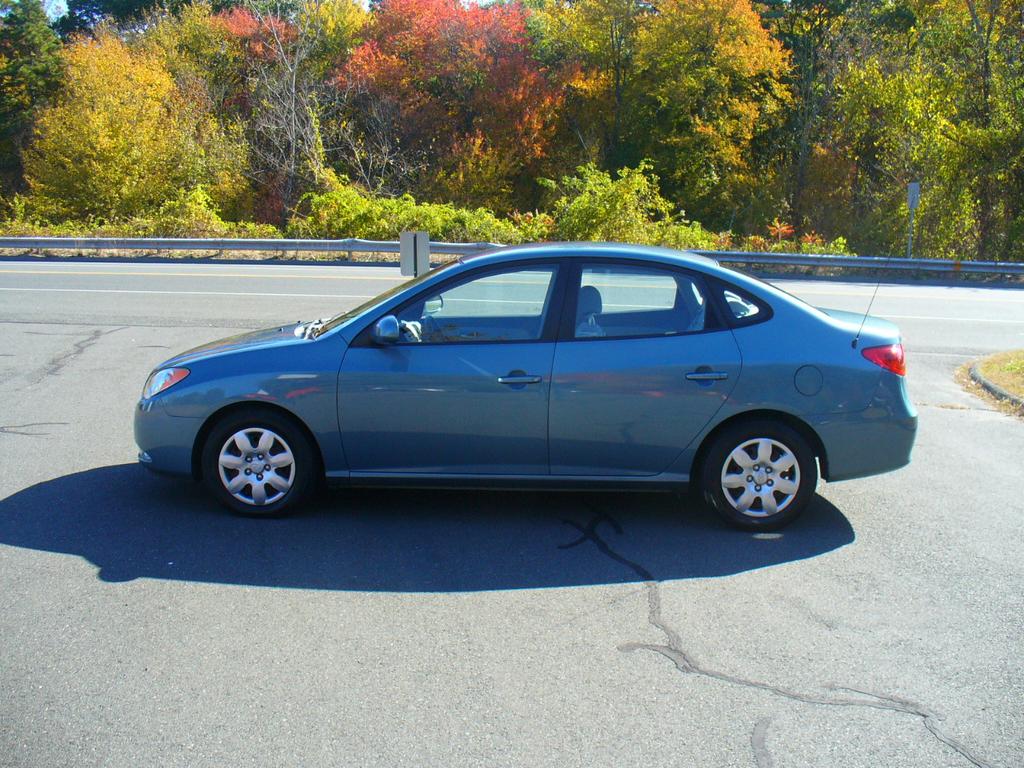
[
  {"left": 977, "top": 350, "right": 1024, "bottom": 401},
  {"left": 957, "top": 351, "right": 1024, "bottom": 419}
]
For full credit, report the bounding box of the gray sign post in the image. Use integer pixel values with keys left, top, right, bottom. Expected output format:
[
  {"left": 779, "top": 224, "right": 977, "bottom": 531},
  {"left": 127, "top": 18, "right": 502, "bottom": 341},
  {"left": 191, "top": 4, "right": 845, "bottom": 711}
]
[
  {"left": 906, "top": 182, "right": 920, "bottom": 259},
  {"left": 400, "top": 231, "right": 430, "bottom": 277}
]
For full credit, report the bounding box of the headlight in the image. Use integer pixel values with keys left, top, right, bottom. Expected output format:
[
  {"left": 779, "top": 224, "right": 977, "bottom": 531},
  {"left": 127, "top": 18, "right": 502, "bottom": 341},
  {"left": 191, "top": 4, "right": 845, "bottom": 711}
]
[{"left": 142, "top": 367, "right": 190, "bottom": 399}]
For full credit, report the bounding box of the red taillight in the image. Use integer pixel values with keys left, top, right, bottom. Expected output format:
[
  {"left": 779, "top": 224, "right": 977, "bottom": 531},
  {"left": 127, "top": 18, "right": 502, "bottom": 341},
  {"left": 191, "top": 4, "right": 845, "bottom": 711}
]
[{"left": 862, "top": 343, "right": 906, "bottom": 376}]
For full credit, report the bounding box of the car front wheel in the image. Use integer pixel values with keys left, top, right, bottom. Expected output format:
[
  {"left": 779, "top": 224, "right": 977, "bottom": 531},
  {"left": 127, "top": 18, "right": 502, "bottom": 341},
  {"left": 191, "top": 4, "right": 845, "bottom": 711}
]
[
  {"left": 201, "top": 408, "right": 316, "bottom": 516},
  {"left": 700, "top": 420, "right": 817, "bottom": 531}
]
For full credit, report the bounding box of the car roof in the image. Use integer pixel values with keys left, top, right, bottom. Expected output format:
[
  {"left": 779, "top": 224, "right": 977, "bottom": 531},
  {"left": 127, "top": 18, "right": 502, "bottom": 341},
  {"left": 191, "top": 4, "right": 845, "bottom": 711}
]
[{"left": 454, "top": 242, "right": 720, "bottom": 270}]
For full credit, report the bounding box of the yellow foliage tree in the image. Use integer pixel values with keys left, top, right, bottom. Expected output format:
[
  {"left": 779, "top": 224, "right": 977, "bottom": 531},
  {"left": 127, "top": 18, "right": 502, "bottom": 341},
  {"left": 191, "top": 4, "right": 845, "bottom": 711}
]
[
  {"left": 631, "top": 0, "right": 790, "bottom": 227},
  {"left": 23, "top": 31, "right": 209, "bottom": 220},
  {"left": 534, "top": 0, "right": 789, "bottom": 229},
  {"left": 142, "top": 3, "right": 253, "bottom": 219},
  {"left": 301, "top": 0, "right": 367, "bottom": 75}
]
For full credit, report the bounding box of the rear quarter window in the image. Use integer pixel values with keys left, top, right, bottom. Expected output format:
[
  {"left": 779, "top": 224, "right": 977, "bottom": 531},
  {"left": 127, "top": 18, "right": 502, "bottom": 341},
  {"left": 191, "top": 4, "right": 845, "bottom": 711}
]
[{"left": 715, "top": 282, "right": 772, "bottom": 327}]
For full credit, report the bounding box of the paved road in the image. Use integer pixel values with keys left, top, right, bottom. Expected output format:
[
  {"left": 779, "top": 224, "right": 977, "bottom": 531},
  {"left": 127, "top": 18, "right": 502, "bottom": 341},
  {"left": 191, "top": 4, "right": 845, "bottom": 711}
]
[{"left": 1, "top": 260, "right": 1022, "bottom": 768}]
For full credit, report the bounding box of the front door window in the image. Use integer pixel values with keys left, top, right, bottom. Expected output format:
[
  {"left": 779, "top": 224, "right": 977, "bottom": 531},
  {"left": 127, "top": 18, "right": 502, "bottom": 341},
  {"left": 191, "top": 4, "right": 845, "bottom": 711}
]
[{"left": 396, "top": 267, "right": 558, "bottom": 344}]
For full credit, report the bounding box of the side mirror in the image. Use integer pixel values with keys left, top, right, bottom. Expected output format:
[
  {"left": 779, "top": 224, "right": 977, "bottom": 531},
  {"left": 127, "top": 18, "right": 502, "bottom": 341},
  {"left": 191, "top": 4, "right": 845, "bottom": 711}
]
[
  {"left": 372, "top": 315, "right": 401, "bottom": 344},
  {"left": 424, "top": 295, "right": 444, "bottom": 316}
]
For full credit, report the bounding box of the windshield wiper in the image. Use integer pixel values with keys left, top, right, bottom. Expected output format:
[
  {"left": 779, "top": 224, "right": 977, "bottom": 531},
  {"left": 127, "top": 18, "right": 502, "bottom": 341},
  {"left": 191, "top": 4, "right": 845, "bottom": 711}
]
[{"left": 302, "top": 318, "right": 330, "bottom": 339}]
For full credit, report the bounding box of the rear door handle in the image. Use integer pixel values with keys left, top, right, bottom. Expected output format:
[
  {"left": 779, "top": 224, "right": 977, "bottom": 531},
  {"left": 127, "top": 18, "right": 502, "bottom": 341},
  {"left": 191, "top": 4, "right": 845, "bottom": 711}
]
[
  {"left": 498, "top": 374, "right": 542, "bottom": 385},
  {"left": 685, "top": 370, "right": 729, "bottom": 382}
]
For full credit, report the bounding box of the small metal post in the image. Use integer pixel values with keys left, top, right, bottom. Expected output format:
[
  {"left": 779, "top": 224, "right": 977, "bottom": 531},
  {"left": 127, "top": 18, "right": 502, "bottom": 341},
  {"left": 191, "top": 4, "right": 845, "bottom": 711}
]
[{"left": 400, "top": 231, "right": 430, "bottom": 276}]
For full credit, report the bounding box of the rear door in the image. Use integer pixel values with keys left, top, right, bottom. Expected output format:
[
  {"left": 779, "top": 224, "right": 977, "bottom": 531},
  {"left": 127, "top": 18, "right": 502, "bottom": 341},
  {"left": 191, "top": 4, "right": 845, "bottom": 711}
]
[{"left": 549, "top": 261, "right": 741, "bottom": 476}]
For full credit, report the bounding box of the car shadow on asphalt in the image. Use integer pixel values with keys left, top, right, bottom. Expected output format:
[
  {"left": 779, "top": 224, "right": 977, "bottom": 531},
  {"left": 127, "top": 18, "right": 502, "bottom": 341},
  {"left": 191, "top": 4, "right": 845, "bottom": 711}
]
[{"left": 0, "top": 464, "right": 855, "bottom": 591}]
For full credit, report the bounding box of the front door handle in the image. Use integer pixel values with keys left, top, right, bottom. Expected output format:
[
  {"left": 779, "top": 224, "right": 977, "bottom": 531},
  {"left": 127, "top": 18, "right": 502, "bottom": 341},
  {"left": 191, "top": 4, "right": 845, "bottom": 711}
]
[
  {"left": 685, "top": 370, "right": 729, "bottom": 382},
  {"left": 498, "top": 373, "right": 542, "bottom": 385}
]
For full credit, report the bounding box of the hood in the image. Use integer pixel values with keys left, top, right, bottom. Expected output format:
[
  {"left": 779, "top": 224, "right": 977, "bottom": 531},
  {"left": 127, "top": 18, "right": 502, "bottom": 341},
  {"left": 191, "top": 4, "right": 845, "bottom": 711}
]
[
  {"left": 159, "top": 321, "right": 309, "bottom": 368},
  {"left": 817, "top": 307, "right": 901, "bottom": 344}
]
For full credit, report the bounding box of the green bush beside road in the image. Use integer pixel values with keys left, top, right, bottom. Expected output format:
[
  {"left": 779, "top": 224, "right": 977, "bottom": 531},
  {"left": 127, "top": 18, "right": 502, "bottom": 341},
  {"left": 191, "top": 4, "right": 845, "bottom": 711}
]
[{"left": 2, "top": 164, "right": 853, "bottom": 256}]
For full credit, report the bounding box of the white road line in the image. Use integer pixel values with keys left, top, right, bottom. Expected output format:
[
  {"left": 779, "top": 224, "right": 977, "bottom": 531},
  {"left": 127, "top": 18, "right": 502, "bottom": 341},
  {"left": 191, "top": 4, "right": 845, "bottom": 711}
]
[
  {"left": 793, "top": 291, "right": 1024, "bottom": 303},
  {"left": 882, "top": 314, "right": 1024, "bottom": 324},
  {"left": 0, "top": 287, "right": 371, "bottom": 299},
  {"left": 770, "top": 281, "right": 1024, "bottom": 302}
]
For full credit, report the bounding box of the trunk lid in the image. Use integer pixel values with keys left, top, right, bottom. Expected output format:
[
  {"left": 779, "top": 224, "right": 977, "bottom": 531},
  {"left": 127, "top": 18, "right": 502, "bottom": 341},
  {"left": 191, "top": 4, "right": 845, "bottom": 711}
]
[{"left": 817, "top": 307, "right": 901, "bottom": 344}]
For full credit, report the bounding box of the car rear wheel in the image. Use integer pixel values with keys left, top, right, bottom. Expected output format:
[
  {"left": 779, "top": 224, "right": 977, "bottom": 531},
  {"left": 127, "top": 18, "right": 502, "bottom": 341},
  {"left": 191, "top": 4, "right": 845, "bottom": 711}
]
[
  {"left": 700, "top": 420, "right": 817, "bottom": 531},
  {"left": 201, "top": 408, "right": 316, "bottom": 516}
]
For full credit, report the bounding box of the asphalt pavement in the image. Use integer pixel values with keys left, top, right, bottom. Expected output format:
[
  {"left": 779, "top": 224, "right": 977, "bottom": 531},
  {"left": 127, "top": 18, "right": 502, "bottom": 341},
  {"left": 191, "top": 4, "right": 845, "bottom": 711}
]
[{"left": 0, "top": 259, "right": 1022, "bottom": 768}]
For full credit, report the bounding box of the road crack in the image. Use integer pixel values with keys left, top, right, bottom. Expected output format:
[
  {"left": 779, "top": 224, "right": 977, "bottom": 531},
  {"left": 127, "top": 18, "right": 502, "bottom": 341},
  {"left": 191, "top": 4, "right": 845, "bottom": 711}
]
[
  {"left": 0, "top": 422, "right": 66, "bottom": 436},
  {"left": 40, "top": 327, "right": 126, "bottom": 378},
  {"left": 559, "top": 508, "right": 994, "bottom": 768}
]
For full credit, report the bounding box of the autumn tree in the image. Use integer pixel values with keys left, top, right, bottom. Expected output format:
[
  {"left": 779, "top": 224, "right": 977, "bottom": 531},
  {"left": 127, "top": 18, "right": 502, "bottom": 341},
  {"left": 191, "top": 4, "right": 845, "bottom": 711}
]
[
  {"left": 831, "top": 0, "right": 1024, "bottom": 260},
  {"left": 219, "top": 0, "right": 365, "bottom": 223},
  {"left": 22, "top": 30, "right": 244, "bottom": 220},
  {"left": 145, "top": 3, "right": 247, "bottom": 114},
  {"left": 949, "top": 0, "right": 1024, "bottom": 260},
  {"left": 533, "top": 0, "right": 788, "bottom": 229},
  {"left": 628, "top": 0, "right": 790, "bottom": 229},
  {"left": 530, "top": 0, "right": 649, "bottom": 167},
  {"left": 0, "top": 0, "right": 63, "bottom": 193},
  {"left": 143, "top": 3, "right": 254, "bottom": 218},
  {"left": 757, "top": 0, "right": 853, "bottom": 234},
  {"left": 341, "top": 0, "right": 561, "bottom": 211},
  {"left": 57, "top": 0, "right": 245, "bottom": 35}
]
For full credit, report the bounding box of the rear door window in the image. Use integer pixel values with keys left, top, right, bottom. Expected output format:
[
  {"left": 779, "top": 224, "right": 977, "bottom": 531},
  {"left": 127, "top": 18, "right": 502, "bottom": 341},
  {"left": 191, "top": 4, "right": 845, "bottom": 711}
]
[{"left": 573, "top": 264, "right": 708, "bottom": 339}]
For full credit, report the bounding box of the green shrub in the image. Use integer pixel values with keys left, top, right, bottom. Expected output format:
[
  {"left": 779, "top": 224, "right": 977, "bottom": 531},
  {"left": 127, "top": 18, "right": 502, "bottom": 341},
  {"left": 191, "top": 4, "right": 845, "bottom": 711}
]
[
  {"left": 508, "top": 211, "right": 555, "bottom": 242},
  {"left": 149, "top": 187, "right": 231, "bottom": 237},
  {"left": 825, "top": 236, "right": 850, "bottom": 255},
  {"left": 289, "top": 186, "right": 526, "bottom": 244},
  {"left": 0, "top": 187, "right": 281, "bottom": 239},
  {"left": 661, "top": 221, "right": 719, "bottom": 251},
  {"left": 228, "top": 220, "right": 282, "bottom": 239},
  {"left": 544, "top": 162, "right": 675, "bottom": 243},
  {"left": 145, "top": 186, "right": 280, "bottom": 238},
  {"left": 541, "top": 162, "right": 720, "bottom": 250}
]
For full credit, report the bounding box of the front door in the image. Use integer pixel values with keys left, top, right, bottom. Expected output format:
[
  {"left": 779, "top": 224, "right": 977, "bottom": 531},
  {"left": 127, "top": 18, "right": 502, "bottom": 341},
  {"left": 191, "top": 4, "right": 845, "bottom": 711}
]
[
  {"left": 338, "top": 264, "right": 562, "bottom": 475},
  {"left": 549, "top": 262, "right": 741, "bottom": 476}
]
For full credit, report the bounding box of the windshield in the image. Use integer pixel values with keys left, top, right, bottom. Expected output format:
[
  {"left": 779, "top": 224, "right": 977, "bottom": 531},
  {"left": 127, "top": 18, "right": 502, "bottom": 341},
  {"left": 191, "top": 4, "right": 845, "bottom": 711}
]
[{"left": 314, "top": 261, "right": 461, "bottom": 336}]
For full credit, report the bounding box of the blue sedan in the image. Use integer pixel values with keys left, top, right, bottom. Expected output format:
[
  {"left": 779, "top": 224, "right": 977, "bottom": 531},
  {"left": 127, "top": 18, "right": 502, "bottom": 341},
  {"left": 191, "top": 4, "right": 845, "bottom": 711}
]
[{"left": 135, "top": 243, "right": 917, "bottom": 529}]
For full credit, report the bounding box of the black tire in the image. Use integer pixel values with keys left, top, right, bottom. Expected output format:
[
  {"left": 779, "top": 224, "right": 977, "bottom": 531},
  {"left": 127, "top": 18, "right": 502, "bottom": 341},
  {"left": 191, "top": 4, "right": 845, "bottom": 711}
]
[
  {"left": 700, "top": 419, "right": 818, "bottom": 531},
  {"left": 200, "top": 408, "right": 317, "bottom": 516}
]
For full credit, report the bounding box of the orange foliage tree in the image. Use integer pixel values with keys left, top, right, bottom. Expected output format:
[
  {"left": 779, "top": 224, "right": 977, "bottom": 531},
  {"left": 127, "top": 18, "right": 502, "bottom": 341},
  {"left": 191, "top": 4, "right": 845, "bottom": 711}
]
[{"left": 339, "top": 0, "right": 563, "bottom": 212}]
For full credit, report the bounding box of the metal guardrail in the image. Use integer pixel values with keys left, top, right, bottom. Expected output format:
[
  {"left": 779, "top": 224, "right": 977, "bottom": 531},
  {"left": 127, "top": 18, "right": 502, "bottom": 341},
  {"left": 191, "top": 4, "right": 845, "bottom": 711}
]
[
  {"left": 694, "top": 249, "right": 1024, "bottom": 275},
  {"left": 1, "top": 236, "right": 1022, "bottom": 276},
  {"left": 0, "top": 236, "right": 495, "bottom": 257}
]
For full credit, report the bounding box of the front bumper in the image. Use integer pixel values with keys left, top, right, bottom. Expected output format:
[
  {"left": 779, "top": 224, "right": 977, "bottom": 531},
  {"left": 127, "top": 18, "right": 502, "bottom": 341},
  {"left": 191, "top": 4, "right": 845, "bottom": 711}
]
[{"left": 134, "top": 398, "right": 203, "bottom": 477}]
